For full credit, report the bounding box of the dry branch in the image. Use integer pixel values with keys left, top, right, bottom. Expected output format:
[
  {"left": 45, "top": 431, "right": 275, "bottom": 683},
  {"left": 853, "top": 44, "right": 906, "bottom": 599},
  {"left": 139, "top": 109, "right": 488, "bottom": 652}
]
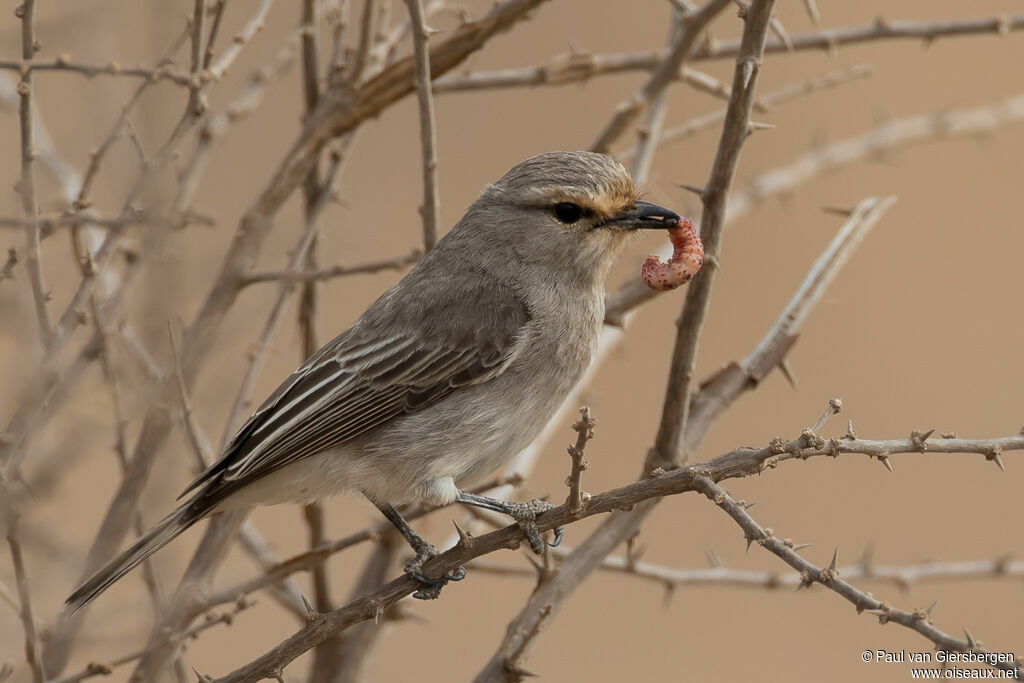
[
  {"left": 615, "top": 63, "right": 875, "bottom": 163},
  {"left": 16, "top": 0, "right": 52, "bottom": 348},
  {"left": 590, "top": 0, "right": 732, "bottom": 153},
  {"left": 243, "top": 250, "right": 421, "bottom": 285},
  {"left": 404, "top": 0, "right": 442, "bottom": 251},
  {"left": 435, "top": 12, "right": 1024, "bottom": 94},
  {"left": 3, "top": 502, "right": 44, "bottom": 683},
  {"left": 470, "top": 550, "right": 1024, "bottom": 594},
  {"left": 564, "top": 407, "right": 595, "bottom": 515}
]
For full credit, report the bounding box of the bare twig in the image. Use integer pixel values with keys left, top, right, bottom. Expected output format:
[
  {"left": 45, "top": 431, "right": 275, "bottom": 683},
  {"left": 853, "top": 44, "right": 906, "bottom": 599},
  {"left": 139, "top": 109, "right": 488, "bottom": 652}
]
[
  {"left": 692, "top": 475, "right": 1022, "bottom": 678},
  {"left": 205, "top": 0, "right": 276, "bottom": 82},
  {"left": 565, "top": 407, "right": 595, "bottom": 515},
  {"left": 0, "top": 58, "right": 192, "bottom": 86},
  {"left": 590, "top": 0, "right": 732, "bottom": 153},
  {"left": 471, "top": 550, "right": 1024, "bottom": 594},
  {"left": 17, "top": 0, "right": 53, "bottom": 347},
  {"left": 628, "top": 5, "right": 684, "bottom": 187},
  {"left": 3, "top": 500, "right": 44, "bottom": 683},
  {"left": 47, "top": 598, "right": 256, "bottom": 683},
  {"left": 616, "top": 63, "right": 874, "bottom": 163},
  {"left": 435, "top": 12, "right": 1024, "bottom": 95},
  {"left": 802, "top": 0, "right": 820, "bottom": 27},
  {"left": 434, "top": 58, "right": 733, "bottom": 99},
  {"left": 651, "top": 0, "right": 776, "bottom": 470},
  {"left": 203, "top": 0, "right": 230, "bottom": 69},
  {"left": 348, "top": 0, "right": 379, "bottom": 84},
  {"left": 404, "top": 0, "right": 441, "bottom": 251},
  {"left": 243, "top": 250, "right": 421, "bottom": 285}
]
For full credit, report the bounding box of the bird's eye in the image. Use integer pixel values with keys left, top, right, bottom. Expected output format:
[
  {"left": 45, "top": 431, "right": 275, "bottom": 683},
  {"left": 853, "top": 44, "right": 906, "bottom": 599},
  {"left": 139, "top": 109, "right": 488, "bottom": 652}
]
[{"left": 553, "top": 202, "right": 583, "bottom": 223}]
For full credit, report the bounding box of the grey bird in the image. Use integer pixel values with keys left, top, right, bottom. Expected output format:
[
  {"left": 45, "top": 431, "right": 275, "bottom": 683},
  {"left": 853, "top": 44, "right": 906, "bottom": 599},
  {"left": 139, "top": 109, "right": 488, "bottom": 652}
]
[{"left": 65, "top": 150, "right": 683, "bottom": 610}]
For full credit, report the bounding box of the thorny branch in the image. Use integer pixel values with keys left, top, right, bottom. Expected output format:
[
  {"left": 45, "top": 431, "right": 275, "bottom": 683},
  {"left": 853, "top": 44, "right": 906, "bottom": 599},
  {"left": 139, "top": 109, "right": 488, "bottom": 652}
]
[
  {"left": 209, "top": 427, "right": 1024, "bottom": 682},
  {"left": 404, "top": 0, "right": 442, "bottom": 251},
  {"left": 435, "top": 12, "right": 1024, "bottom": 96},
  {"left": 565, "top": 407, "right": 595, "bottom": 516},
  {"left": 469, "top": 549, "right": 1024, "bottom": 596}
]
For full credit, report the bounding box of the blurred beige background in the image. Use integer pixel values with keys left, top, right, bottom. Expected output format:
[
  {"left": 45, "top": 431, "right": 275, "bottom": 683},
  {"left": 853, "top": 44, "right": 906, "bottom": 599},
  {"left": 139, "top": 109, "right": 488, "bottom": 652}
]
[{"left": 1, "top": 1, "right": 1022, "bottom": 681}]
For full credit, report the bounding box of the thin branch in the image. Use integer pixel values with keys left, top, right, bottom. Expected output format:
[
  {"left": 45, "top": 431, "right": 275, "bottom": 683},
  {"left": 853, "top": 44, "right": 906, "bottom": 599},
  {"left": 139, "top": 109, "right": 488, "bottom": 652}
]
[
  {"left": 205, "top": 0, "right": 276, "bottom": 82},
  {"left": 727, "top": 94, "right": 1024, "bottom": 223},
  {"left": 3, "top": 501, "right": 44, "bottom": 683},
  {"left": 471, "top": 550, "right": 1024, "bottom": 594},
  {"left": 615, "top": 63, "right": 874, "bottom": 163},
  {"left": 590, "top": 0, "right": 732, "bottom": 153},
  {"left": 628, "top": 4, "right": 683, "bottom": 186},
  {"left": 203, "top": 0, "right": 230, "bottom": 69},
  {"left": 75, "top": 25, "right": 192, "bottom": 209},
  {"left": 404, "top": 0, "right": 441, "bottom": 251},
  {"left": 17, "top": 0, "right": 53, "bottom": 347},
  {"left": 651, "top": 0, "right": 776, "bottom": 471},
  {"left": 565, "top": 407, "right": 595, "bottom": 515},
  {"left": 434, "top": 58, "right": 733, "bottom": 100},
  {"left": 48, "top": 597, "right": 255, "bottom": 683},
  {"left": 0, "top": 58, "right": 192, "bottom": 86},
  {"left": 692, "top": 475, "right": 1022, "bottom": 678},
  {"left": 243, "top": 250, "right": 421, "bottom": 285},
  {"left": 348, "top": 0, "right": 378, "bottom": 84},
  {"left": 434, "top": 12, "right": 1024, "bottom": 94},
  {"left": 210, "top": 428, "right": 1024, "bottom": 682}
]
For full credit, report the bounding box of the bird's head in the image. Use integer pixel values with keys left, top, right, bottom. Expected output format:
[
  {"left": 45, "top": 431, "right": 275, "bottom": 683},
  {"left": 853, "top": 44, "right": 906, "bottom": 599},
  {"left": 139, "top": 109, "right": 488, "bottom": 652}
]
[{"left": 462, "top": 151, "right": 681, "bottom": 287}]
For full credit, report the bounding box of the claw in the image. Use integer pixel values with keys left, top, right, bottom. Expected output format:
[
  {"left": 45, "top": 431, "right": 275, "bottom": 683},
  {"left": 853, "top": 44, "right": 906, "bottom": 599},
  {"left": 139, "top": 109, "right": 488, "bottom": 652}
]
[
  {"left": 548, "top": 525, "right": 564, "bottom": 548},
  {"left": 508, "top": 499, "right": 558, "bottom": 555},
  {"left": 404, "top": 542, "right": 465, "bottom": 600}
]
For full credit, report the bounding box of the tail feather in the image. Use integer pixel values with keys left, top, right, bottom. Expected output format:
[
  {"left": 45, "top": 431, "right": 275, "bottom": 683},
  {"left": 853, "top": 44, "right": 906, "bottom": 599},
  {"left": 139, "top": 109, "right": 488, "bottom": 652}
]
[{"left": 64, "top": 503, "right": 198, "bottom": 613}]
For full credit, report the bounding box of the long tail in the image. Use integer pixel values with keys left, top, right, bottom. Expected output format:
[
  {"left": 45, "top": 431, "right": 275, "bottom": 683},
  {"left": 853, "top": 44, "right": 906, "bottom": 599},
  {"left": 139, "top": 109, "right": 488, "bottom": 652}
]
[{"left": 64, "top": 503, "right": 200, "bottom": 613}]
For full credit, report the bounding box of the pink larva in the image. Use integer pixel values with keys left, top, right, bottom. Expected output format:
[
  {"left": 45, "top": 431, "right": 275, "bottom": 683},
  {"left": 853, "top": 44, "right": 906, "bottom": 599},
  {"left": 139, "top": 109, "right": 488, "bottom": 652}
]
[{"left": 641, "top": 217, "right": 704, "bottom": 291}]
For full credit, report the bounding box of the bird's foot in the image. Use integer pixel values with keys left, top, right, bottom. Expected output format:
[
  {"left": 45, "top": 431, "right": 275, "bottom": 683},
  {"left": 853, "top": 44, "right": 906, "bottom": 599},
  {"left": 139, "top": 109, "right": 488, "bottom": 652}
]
[
  {"left": 404, "top": 540, "right": 466, "bottom": 600},
  {"left": 506, "top": 499, "right": 563, "bottom": 554}
]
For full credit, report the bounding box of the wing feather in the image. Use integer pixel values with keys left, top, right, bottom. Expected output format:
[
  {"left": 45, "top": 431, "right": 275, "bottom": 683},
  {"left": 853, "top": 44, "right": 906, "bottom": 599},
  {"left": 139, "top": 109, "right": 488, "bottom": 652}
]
[{"left": 180, "top": 272, "right": 529, "bottom": 506}]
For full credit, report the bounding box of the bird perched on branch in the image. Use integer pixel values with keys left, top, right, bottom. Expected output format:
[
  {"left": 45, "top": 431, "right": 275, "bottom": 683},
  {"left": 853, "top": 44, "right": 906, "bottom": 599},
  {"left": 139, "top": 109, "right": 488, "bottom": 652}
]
[{"left": 66, "top": 150, "right": 687, "bottom": 609}]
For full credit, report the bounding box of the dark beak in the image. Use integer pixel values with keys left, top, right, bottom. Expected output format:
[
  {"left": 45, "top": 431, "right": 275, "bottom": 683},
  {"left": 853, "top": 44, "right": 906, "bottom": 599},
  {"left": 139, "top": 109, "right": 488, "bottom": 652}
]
[{"left": 604, "top": 200, "right": 681, "bottom": 230}]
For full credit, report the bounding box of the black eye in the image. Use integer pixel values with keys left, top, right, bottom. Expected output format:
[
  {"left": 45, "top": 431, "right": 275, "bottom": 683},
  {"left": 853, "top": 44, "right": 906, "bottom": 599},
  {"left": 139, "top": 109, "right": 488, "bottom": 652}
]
[{"left": 553, "top": 202, "right": 582, "bottom": 223}]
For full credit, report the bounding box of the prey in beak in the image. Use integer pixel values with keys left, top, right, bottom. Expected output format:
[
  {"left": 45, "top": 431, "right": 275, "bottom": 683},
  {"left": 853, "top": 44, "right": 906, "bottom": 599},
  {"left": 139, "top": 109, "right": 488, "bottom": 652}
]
[{"left": 603, "top": 200, "right": 681, "bottom": 231}]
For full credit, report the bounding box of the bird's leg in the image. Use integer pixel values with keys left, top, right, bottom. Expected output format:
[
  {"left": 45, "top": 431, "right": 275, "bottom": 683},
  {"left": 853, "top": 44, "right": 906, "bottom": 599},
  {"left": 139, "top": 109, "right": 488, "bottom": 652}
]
[
  {"left": 455, "top": 491, "right": 563, "bottom": 554},
  {"left": 369, "top": 498, "right": 466, "bottom": 600}
]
